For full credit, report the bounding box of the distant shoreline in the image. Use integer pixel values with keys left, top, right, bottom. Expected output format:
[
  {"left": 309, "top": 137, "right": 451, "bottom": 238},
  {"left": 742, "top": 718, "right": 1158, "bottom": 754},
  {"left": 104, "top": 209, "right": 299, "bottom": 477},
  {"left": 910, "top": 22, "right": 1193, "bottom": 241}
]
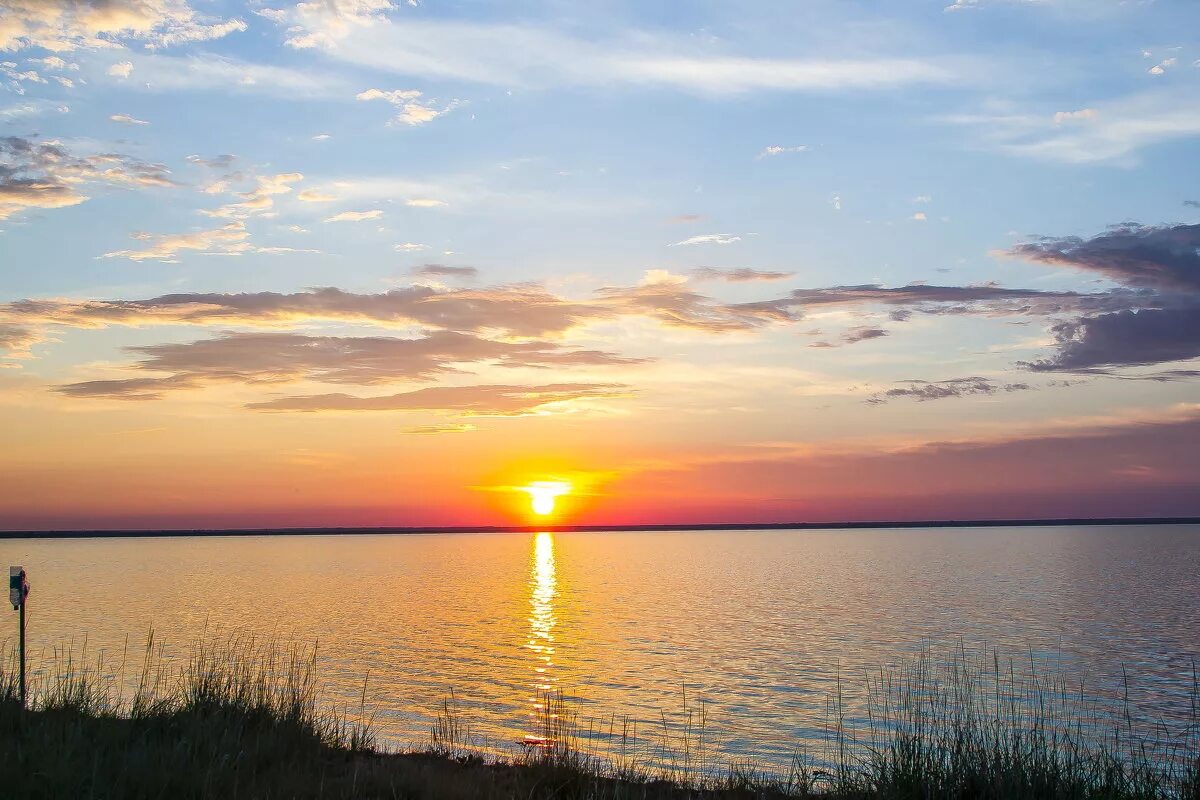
[{"left": 1, "top": 516, "right": 1197, "bottom": 539}]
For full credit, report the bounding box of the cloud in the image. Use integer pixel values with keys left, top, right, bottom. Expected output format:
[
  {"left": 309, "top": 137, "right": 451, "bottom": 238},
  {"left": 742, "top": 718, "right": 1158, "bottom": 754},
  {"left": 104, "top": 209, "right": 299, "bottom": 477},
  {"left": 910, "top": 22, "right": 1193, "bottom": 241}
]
[
  {"left": 595, "top": 271, "right": 792, "bottom": 333},
  {"left": 1149, "top": 58, "right": 1176, "bottom": 76},
  {"left": 810, "top": 326, "right": 890, "bottom": 349},
  {"left": 203, "top": 172, "right": 304, "bottom": 219},
  {"left": 297, "top": 189, "right": 335, "bottom": 202},
  {"left": 355, "top": 87, "right": 460, "bottom": 126},
  {"left": 0, "top": 99, "right": 71, "bottom": 120},
  {"left": 1, "top": 285, "right": 613, "bottom": 338},
  {"left": 247, "top": 382, "right": 629, "bottom": 415},
  {"left": 1053, "top": 108, "right": 1097, "bottom": 125},
  {"left": 403, "top": 423, "right": 476, "bottom": 434},
  {"left": 109, "top": 113, "right": 149, "bottom": 125},
  {"left": 670, "top": 233, "right": 741, "bottom": 247},
  {"left": 911, "top": 212, "right": 927, "bottom": 221},
  {"left": 757, "top": 145, "right": 808, "bottom": 159},
  {"left": 946, "top": 89, "right": 1200, "bottom": 163},
  {"left": 1185, "top": 200, "right": 1200, "bottom": 209},
  {"left": 667, "top": 214, "right": 704, "bottom": 224},
  {"left": 31, "top": 56, "right": 77, "bottom": 71},
  {"left": 0, "top": 0, "right": 246, "bottom": 52},
  {"left": 0, "top": 323, "right": 40, "bottom": 361},
  {"left": 413, "top": 264, "right": 478, "bottom": 278},
  {"left": 868, "top": 376, "right": 1031, "bottom": 403},
  {"left": 1008, "top": 223, "right": 1200, "bottom": 292},
  {"left": 54, "top": 330, "right": 647, "bottom": 400},
  {"left": 100, "top": 221, "right": 252, "bottom": 261},
  {"left": 107, "top": 61, "right": 132, "bottom": 78},
  {"left": 325, "top": 209, "right": 383, "bottom": 222},
  {"left": 0, "top": 135, "right": 174, "bottom": 220},
  {"left": 277, "top": 0, "right": 395, "bottom": 50},
  {"left": 394, "top": 242, "right": 428, "bottom": 252},
  {"left": 405, "top": 198, "right": 446, "bottom": 208},
  {"left": 691, "top": 268, "right": 795, "bottom": 283},
  {"left": 843, "top": 326, "right": 888, "bottom": 344},
  {"left": 1025, "top": 308, "right": 1200, "bottom": 372},
  {"left": 267, "top": 13, "right": 956, "bottom": 95},
  {"left": 777, "top": 283, "right": 1141, "bottom": 318}
]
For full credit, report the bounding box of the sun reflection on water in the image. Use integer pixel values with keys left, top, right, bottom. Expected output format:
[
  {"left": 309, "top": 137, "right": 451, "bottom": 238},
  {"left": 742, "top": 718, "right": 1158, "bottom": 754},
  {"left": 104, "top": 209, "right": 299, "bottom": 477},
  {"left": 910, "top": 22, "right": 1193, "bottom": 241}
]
[{"left": 526, "top": 531, "right": 557, "bottom": 736}]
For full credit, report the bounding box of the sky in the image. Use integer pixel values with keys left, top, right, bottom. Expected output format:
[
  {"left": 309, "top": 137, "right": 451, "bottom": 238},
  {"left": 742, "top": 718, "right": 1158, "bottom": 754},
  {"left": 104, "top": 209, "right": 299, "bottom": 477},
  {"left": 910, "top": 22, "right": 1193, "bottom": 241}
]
[{"left": 2, "top": 0, "right": 1199, "bottom": 530}]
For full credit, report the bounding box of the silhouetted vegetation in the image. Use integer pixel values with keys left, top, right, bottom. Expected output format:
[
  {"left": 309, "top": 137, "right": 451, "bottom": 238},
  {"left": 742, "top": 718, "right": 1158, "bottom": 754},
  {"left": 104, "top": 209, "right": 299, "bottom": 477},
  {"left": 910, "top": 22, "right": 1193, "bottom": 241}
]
[{"left": 0, "top": 634, "right": 1196, "bottom": 799}]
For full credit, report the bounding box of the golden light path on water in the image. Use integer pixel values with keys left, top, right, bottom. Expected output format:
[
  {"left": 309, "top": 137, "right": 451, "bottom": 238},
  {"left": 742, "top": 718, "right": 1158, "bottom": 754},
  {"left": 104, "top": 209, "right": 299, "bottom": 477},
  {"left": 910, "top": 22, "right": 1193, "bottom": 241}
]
[{"left": 526, "top": 532, "right": 557, "bottom": 742}]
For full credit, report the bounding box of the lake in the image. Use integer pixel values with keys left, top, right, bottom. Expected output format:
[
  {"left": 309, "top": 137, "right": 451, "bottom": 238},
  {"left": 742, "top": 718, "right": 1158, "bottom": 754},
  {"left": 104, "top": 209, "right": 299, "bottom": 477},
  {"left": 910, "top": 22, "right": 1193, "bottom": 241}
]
[{"left": 4, "top": 525, "right": 1198, "bottom": 769}]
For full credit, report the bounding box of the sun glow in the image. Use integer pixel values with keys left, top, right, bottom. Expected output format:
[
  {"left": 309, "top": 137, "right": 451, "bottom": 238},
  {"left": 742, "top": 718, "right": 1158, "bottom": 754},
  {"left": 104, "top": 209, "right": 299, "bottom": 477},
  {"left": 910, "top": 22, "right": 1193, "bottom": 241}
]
[{"left": 521, "top": 481, "right": 572, "bottom": 517}]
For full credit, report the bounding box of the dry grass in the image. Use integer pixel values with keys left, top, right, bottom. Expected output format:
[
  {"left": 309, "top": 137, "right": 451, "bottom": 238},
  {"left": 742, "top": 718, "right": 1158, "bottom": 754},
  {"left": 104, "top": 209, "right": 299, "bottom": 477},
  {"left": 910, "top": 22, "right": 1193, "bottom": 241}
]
[{"left": 0, "top": 634, "right": 1196, "bottom": 799}]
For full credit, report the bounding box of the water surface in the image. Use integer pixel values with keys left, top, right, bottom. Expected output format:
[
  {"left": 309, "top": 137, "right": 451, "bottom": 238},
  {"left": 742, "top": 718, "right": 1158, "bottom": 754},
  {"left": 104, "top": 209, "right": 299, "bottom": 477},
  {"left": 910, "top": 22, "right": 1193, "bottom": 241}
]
[{"left": 4, "top": 525, "right": 1198, "bottom": 767}]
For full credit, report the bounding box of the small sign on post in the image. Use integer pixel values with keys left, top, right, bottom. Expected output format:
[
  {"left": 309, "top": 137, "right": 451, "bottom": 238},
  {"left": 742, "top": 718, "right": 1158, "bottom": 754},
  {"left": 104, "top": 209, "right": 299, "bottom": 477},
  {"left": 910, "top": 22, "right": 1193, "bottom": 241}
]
[{"left": 9, "top": 567, "right": 28, "bottom": 708}]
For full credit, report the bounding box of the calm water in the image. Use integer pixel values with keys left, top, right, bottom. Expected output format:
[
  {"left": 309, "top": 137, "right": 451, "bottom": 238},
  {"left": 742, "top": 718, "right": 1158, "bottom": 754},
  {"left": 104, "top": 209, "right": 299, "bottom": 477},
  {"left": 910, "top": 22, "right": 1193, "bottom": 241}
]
[{"left": 3, "top": 525, "right": 1199, "bottom": 767}]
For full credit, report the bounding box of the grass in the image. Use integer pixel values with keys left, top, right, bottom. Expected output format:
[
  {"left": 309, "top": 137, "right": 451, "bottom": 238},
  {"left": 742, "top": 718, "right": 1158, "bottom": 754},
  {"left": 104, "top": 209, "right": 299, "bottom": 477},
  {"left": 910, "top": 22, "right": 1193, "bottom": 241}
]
[{"left": 0, "top": 634, "right": 1196, "bottom": 799}]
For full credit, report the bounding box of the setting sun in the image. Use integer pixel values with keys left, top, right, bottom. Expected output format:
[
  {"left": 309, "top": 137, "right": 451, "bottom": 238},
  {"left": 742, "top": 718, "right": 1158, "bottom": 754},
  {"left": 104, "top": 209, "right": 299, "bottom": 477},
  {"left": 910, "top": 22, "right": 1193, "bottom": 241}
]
[{"left": 521, "top": 481, "right": 572, "bottom": 517}]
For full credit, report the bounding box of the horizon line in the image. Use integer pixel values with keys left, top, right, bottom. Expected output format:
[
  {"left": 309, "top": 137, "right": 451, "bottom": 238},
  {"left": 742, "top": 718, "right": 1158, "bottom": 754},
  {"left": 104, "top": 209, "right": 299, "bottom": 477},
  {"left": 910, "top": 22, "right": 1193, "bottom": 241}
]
[{"left": 2, "top": 515, "right": 1198, "bottom": 540}]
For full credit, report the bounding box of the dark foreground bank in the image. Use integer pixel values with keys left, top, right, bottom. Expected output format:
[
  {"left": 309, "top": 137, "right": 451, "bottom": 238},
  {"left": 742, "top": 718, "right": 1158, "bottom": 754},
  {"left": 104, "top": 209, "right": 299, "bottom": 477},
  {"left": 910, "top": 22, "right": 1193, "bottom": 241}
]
[{"left": 1, "top": 636, "right": 1197, "bottom": 799}]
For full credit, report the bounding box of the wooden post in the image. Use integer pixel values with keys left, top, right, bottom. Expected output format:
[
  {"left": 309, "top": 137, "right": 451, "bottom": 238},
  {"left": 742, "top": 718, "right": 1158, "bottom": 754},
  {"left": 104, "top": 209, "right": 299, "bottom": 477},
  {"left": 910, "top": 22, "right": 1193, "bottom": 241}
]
[{"left": 18, "top": 594, "right": 25, "bottom": 708}]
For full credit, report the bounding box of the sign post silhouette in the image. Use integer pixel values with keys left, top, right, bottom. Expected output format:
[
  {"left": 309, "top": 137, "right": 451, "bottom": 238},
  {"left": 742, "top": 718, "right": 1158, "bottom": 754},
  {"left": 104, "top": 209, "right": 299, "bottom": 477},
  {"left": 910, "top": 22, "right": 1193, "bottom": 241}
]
[{"left": 9, "top": 567, "right": 29, "bottom": 708}]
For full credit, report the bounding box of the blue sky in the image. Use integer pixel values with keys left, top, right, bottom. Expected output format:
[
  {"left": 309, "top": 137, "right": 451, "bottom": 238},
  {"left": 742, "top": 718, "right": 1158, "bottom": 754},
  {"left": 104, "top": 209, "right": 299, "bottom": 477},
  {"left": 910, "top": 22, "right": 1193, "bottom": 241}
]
[{"left": 1, "top": 0, "right": 1199, "bottom": 528}]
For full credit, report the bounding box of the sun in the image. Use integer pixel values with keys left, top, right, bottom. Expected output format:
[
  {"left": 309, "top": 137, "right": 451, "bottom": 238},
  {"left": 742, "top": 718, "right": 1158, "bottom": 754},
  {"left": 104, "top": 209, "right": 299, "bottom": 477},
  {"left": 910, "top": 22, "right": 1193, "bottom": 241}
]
[{"left": 521, "top": 481, "right": 572, "bottom": 517}]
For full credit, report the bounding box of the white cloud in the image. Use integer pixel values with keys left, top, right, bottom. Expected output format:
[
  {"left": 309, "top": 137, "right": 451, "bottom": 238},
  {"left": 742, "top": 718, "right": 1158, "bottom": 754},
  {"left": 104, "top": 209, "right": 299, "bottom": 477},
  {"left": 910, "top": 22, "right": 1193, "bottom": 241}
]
[
  {"left": 203, "top": 172, "right": 303, "bottom": 219},
  {"left": 1053, "top": 108, "right": 1097, "bottom": 124},
  {"left": 944, "top": 0, "right": 1045, "bottom": 10},
  {"left": 94, "top": 51, "right": 346, "bottom": 98},
  {"left": 356, "top": 87, "right": 459, "bottom": 126},
  {"left": 325, "top": 209, "right": 383, "bottom": 222},
  {"left": 669, "top": 233, "right": 741, "bottom": 247},
  {"left": 912, "top": 194, "right": 933, "bottom": 203},
  {"left": 297, "top": 189, "right": 336, "bottom": 202},
  {"left": 261, "top": 14, "right": 957, "bottom": 96},
  {"left": 757, "top": 145, "right": 808, "bottom": 159},
  {"left": 1149, "top": 58, "right": 1176, "bottom": 76},
  {"left": 945, "top": 89, "right": 1200, "bottom": 163},
  {"left": 312, "top": 133, "right": 332, "bottom": 141},
  {"left": 31, "top": 56, "right": 78, "bottom": 71},
  {"left": 0, "top": 0, "right": 246, "bottom": 53},
  {"left": 405, "top": 198, "right": 446, "bottom": 208},
  {"left": 911, "top": 212, "right": 928, "bottom": 221},
  {"left": 394, "top": 242, "right": 428, "bottom": 251},
  {"left": 281, "top": 0, "right": 396, "bottom": 50},
  {"left": 101, "top": 221, "right": 251, "bottom": 261},
  {"left": 110, "top": 113, "right": 149, "bottom": 125}
]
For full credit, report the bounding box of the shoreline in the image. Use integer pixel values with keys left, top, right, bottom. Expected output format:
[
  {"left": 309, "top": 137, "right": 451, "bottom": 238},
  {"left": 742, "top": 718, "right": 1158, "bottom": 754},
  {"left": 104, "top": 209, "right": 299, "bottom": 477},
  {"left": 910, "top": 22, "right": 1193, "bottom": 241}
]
[{"left": 2, "top": 515, "right": 1198, "bottom": 539}]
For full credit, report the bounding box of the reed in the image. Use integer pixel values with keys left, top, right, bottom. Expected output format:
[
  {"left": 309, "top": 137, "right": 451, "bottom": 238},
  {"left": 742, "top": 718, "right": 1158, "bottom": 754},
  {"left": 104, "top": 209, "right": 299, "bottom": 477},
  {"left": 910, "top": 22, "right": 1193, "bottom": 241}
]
[{"left": 0, "top": 633, "right": 1195, "bottom": 799}]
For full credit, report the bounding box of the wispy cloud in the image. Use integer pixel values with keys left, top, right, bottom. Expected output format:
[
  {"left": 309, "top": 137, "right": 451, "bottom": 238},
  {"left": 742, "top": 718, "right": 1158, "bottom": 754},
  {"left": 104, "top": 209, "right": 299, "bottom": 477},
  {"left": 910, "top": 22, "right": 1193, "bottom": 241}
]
[
  {"left": 945, "top": 89, "right": 1200, "bottom": 164},
  {"left": 670, "top": 233, "right": 741, "bottom": 247},
  {"left": 356, "top": 88, "right": 460, "bottom": 126},
  {"left": 109, "top": 113, "right": 149, "bottom": 125},
  {"left": 247, "top": 383, "right": 630, "bottom": 415},
  {"left": 325, "top": 209, "right": 383, "bottom": 222},
  {"left": 0, "top": 135, "right": 174, "bottom": 221},
  {"left": 262, "top": 13, "right": 958, "bottom": 95},
  {"left": 757, "top": 145, "right": 808, "bottom": 159},
  {"left": 691, "top": 268, "right": 794, "bottom": 282},
  {"left": 868, "top": 376, "right": 1030, "bottom": 403}
]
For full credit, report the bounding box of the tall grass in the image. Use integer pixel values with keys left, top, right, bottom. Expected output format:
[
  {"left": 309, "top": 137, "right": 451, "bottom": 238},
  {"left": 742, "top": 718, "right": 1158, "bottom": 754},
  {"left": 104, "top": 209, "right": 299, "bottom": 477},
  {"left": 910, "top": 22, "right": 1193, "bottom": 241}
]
[{"left": 0, "top": 633, "right": 1196, "bottom": 799}]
